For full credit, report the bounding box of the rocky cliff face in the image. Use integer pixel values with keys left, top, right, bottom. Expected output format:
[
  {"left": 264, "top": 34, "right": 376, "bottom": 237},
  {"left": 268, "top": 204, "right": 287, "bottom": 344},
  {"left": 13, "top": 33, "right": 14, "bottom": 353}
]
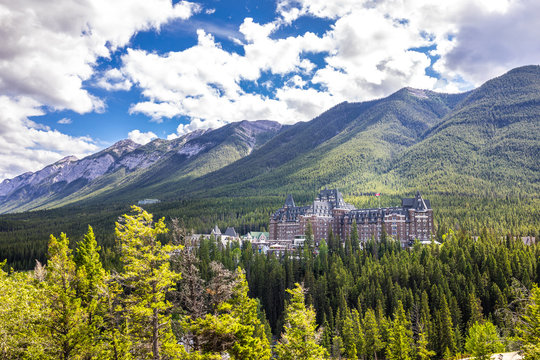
[{"left": 0, "top": 121, "right": 282, "bottom": 213}]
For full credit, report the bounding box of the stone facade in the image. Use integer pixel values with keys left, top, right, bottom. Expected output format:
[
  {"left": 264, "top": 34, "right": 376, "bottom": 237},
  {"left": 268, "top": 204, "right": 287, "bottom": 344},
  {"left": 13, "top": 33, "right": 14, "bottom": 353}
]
[{"left": 269, "top": 189, "right": 434, "bottom": 247}]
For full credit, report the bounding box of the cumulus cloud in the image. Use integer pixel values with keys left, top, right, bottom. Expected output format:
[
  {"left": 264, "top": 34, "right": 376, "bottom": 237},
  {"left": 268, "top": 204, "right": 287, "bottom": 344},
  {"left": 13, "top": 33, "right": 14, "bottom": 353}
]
[
  {"left": 96, "top": 69, "right": 133, "bottom": 91},
  {"left": 0, "top": 0, "right": 200, "bottom": 179},
  {"left": 276, "top": 0, "right": 537, "bottom": 87},
  {"left": 434, "top": 0, "right": 540, "bottom": 85},
  {"left": 128, "top": 129, "right": 158, "bottom": 145},
  {"left": 122, "top": 22, "right": 334, "bottom": 129},
  {"left": 0, "top": 0, "right": 199, "bottom": 114},
  {"left": 121, "top": 0, "right": 536, "bottom": 136},
  {"left": 0, "top": 96, "right": 99, "bottom": 180}
]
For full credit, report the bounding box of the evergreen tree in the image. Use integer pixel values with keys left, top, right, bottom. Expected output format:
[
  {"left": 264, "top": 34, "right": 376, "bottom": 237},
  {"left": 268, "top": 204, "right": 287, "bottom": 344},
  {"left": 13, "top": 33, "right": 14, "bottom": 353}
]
[
  {"left": 464, "top": 321, "right": 504, "bottom": 360},
  {"left": 115, "top": 206, "right": 184, "bottom": 359},
  {"left": 466, "top": 292, "right": 484, "bottom": 328},
  {"left": 351, "top": 308, "right": 365, "bottom": 359},
  {"left": 42, "top": 233, "right": 89, "bottom": 360},
  {"left": 186, "top": 269, "right": 271, "bottom": 360},
  {"left": 99, "top": 279, "right": 133, "bottom": 360},
  {"left": 364, "top": 308, "right": 384, "bottom": 360},
  {"left": 225, "top": 269, "right": 271, "bottom": 360},
  {"left": 321, "top": 317, "right": 333, "bottom": 354},
  {"left": 75, "top": 225, "right": 107, "bottom": 357},
  {"left": 436, "top": 296, "right": 457, "bottom": 357},
  {"left": 275, "top": 283, "right": 328, "bottom": 360},
  {"left": 342, "top": 309, "right": 358, "bottom": 359},
  {"left": 515, "top": 285, "right": 540, "bottom": 359},
  {"left": 417, "top": 330, "right": 435, "bottom": 360},
  {"left": 351, "top": 220, "right": 359, "bottom": 252},
  {"left": 386, "top": 301, "right": 414, "bottom": 360},
  {"left": 0, "top": 262, "right": 46, "bottom": 358}
]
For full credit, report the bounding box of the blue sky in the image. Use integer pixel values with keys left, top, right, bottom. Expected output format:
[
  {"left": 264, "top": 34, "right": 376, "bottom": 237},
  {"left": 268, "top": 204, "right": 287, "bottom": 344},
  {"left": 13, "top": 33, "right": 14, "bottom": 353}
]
[{"left": 0, "top": 0, "right": 539, "bottom": 180}]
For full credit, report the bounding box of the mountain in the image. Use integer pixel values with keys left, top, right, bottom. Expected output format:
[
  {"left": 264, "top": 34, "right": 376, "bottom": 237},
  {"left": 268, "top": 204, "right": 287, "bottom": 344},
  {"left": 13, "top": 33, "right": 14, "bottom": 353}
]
[
  {"left": 391, "top": 65, "right": 540, "bottom": 195},
  {"left": 175, "top": 87, "right": 467, "bottom": 197},
  {"left": 0, "top": 120, "right": 283, "bottom": 213},
  {"left": 0, "top": 66, "right": 538, "bottom": 214}
]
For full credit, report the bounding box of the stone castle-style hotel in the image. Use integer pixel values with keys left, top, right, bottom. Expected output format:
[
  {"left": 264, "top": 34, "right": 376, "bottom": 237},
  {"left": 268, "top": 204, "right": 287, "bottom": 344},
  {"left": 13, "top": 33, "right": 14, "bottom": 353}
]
[{"left": 269, "top": 189, "right": 433, "bottom": 247}]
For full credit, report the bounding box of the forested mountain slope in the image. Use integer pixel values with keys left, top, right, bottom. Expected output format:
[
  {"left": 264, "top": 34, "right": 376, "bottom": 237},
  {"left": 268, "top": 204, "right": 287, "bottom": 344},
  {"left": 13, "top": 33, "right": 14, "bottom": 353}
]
[
  {"left": 0, "top": 66, "right": 538, "bottom": 214},
  {"left": 181, "top": 88, "right": 466, "bottom": 198},
  {"left": 0, "top": 120, "right": 283, "bottom": 213},
  {"left": 391, "top": 65, "right": 540, "bottom": 195}
]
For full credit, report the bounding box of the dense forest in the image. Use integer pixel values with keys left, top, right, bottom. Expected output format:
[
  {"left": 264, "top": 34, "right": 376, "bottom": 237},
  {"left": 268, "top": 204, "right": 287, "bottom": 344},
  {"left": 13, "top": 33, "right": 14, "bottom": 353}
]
[
  {"left": 1, "top": 206, "right": 539, "bottom": 359},
  {"left": 0, "top": 190, "right": 538, "bottom": 271}
]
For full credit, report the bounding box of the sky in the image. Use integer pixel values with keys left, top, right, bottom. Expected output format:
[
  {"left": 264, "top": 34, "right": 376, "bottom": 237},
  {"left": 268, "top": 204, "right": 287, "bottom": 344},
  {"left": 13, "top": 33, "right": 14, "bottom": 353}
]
[{"left": 0, "top": 0, "right": 539, "bottom": 181}]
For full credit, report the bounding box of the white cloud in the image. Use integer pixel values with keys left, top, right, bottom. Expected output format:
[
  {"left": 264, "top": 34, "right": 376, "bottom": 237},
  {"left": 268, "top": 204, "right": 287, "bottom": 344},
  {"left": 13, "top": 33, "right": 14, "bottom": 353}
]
[
  {"left": 128, "top": 129, "right": 158, "bottom": 145},
  {"left": 0, "top": 0, "right": 199, "bottom": 179},
  {"left": 123, "top": 22, "right": 334, "bottom": 127},
  {"left": 0, "top": 0, "right": 200, "bottom": 114},
  {"left": 434, "top": 0, "right": 540, "bottom": 85},
  {"left": 124, "top": 0, "right": 537, "bottom": 136},
  {"left": 0, "top": 96, "right": 99, "bottom": 180},
  {"left": 276, "top": 0, "right": 538, "bottom": 87},
  {"left": 96, "top": 69, "right": 133, "bottom": 91},
  {"left": 57, "top": 118, "right": 72, "bottom": 124}
]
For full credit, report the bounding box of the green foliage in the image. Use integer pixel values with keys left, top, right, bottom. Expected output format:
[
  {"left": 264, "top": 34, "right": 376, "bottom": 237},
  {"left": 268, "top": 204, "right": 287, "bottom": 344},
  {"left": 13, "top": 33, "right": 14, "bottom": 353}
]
[
  {"left": 417, "top": 330, "right": 435, "bottom": 360},
  {"left": 275, "top": 283, "right": 328, "bottom": 360},
  {"left": 42, "top": 232, "right": 90, "bottom": 359},
  {"left": 364, "top": 308, "right": 384, "bottom": 359},
  {"left": 0, "top": 263, "right": 45, "bottom": 358},
  {"left": 515, "top": 285, "right": 540, "bottom": 359},
  {"left": 115, "top": 205, "right": 184, "bottom": 359},
  {"left": 464, "top": 321, "right": 504, "bottom": 360},
  {"left": 0, "top": 204, "right": 539, "bottom": 360},
  {"left": 386, "top": 301, "right": 414, "bottom": 360},
  {"left": 185, "top": 269, "right": 271, "bottom": 360}
]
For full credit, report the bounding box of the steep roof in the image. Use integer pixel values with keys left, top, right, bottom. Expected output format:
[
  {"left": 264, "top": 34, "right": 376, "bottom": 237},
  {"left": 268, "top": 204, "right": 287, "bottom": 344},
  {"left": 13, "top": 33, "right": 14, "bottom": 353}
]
[
  {"left": 249, "top": 231, "right": 269, "bottom": 240},
  {"left": 224, "top": 227, "right": 237, "bottom": 237},
  {"left": 402, "top": 191, "right": 431, "bottom": 210},
  {"left": 285, "top": 194, "right": 295, "bottom": 207},
  {"left": 212, "top": 225, "right": 221, "bottom": 235}
]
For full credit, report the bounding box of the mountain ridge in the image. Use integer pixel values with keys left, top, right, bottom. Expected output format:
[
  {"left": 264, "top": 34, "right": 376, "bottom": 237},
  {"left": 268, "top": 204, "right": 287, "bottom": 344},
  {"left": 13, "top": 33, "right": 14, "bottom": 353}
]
[
  {"left": 1, "top": 65, "right": 538, "bottom": 213},
  {"left": 0, "top": 120, "right": 283, "bottom": 213}
]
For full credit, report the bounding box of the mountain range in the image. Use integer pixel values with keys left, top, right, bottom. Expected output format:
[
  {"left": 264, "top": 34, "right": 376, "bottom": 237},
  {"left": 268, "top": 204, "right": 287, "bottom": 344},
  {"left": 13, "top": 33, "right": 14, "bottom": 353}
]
[{"left": 1, "top": 65, "right": 539, "bottom": 214}]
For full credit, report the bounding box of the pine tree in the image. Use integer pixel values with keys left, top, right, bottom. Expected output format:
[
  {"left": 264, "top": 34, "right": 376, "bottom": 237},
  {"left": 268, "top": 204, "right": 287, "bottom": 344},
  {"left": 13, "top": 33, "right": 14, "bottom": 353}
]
[
  {"left": 115, "top": 206, "right": 184, "bottom": 360},
  {"left": 75, "top": 225, "right": 107, "bottom": 357},
  {"left": 364, "top": 308, "right": 384, "bottom": 360},
  {"left": 225, "top": 269, "right": 271, "bottom": 360},
  {"left": 186, "top": 269, "right": 271, "bottom": 360},
  {"left": 515, "top": 285, "right": 540, "bottom": 359},
  {"left": 342, "top": 309, "right": 358, "bottom": 359},
  {"left": 42, "top": 233, "right": 88, "bottom": 360},
  {"left": 417, "top": 330, "right": 435, "bottom": 360},
  {"left": 437, "top": 296, "right": 457, "bottom": 357},
  {"left": 352, "top": 308, "right": 365, "bottom": 358},
  {"left": 321, "top": 316, "right": 333, "bottom": 354},
  {"left": 464, "top": 321, "right": 504, "bottom": 360},
  {"left": 0, "top": 261, "right": 45, "bottom": 358},
  {"left": 351, "top": 220, "right": 359, "bottom": 253},
  {"left": 386, "top": 301, "right": 414, "bottom": 360},
  {"left": 466, "top": 292, "right": 484, "bottom": 328},
  {"left": 275, "top": 283, "right": 328, "bottom": 360}
]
